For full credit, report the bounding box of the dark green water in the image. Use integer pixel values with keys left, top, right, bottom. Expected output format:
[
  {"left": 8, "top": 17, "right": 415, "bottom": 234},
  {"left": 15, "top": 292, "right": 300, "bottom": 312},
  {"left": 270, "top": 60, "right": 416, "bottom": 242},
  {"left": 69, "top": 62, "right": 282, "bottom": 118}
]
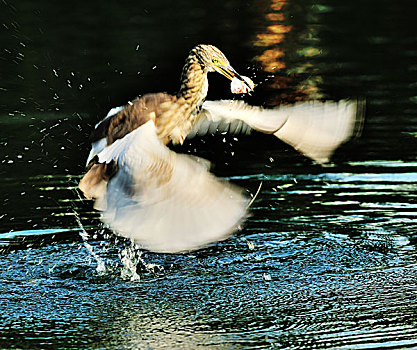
[{"left": 1, "top": 0, "right": 417, "bottom": 349}]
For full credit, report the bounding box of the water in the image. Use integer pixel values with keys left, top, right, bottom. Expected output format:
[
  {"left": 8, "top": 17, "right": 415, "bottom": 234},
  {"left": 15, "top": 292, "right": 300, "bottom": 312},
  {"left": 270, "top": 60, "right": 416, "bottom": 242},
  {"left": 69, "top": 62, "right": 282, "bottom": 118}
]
[{"left": 1, "top": 0, "right": 417, "bottom": 348}]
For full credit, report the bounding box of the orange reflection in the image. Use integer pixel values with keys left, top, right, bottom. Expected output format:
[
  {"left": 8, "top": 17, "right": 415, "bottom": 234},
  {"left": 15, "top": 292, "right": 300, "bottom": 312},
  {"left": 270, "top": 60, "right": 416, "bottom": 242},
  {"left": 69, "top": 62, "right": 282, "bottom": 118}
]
[{"left": 253, "top": 0, "right": 322, "bottom": 103}]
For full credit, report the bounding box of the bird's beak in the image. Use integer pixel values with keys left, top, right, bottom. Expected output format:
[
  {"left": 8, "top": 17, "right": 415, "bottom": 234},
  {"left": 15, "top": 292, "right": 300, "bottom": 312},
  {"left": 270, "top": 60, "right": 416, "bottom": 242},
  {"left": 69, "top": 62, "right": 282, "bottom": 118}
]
[{"left": 215, "top": 63, "right": 254, "bottom": 92}]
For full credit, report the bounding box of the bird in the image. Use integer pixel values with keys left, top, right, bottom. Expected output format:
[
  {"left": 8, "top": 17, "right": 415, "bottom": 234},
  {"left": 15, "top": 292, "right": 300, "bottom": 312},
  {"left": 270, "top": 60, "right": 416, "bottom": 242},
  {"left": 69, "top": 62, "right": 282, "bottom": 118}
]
[{"left": 79, "top": 44, "right": 364, "bottom": 254}]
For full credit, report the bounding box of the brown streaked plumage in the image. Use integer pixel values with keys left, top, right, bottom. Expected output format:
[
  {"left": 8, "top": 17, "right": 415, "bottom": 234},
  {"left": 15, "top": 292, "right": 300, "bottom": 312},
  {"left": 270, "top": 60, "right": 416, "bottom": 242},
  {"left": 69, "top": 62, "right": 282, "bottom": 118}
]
[
  {"left": 88, "top": 45, "right": 249, "bottom": 148},
  {"left": 89, "top": 93, "right": 174, "bottom": 145}
]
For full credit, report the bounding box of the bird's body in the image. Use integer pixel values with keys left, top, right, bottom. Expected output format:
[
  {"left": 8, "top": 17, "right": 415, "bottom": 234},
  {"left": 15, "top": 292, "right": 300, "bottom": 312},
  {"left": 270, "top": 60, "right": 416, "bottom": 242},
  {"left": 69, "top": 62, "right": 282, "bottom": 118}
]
[
  {"left": 79, "top": 45, "right": 255, "bottom": 253},
  {"left": 79, "top": 44, "right": 364, "bottom": 253},
  {"left": 90, "top": 93, "right": 173, "bottom": 145},
  {"left": 80, "top": 45, "right": 225, "bottom": 202},
  {"left": 89, "top": 45, "right": 236, "bottom": 149}
]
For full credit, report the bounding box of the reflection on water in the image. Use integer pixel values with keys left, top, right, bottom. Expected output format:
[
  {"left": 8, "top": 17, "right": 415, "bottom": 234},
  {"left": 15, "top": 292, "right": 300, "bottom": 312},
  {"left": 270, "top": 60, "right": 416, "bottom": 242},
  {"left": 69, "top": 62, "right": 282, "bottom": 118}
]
[
  {"left": 254, "top": 0, "right": 323, "bottom": 103},
  {"left": 1, "top": 0, "right": 417, "bottom": 348}
]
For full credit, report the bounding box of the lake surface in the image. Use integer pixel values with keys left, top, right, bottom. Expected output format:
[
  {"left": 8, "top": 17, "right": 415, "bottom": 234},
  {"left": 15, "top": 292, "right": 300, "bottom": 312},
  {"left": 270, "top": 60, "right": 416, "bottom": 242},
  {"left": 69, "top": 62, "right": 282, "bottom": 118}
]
[{"left": 1, "top": 0, "right": 417, "bottom": 349}]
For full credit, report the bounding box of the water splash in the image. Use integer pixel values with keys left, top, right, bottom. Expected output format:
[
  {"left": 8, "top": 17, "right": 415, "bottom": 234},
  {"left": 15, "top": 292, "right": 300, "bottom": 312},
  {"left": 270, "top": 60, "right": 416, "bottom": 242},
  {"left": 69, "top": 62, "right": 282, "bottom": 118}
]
[
  {"left": 74, "top": 208, "right": 165, "bottom": 280},
  {"left": 74, "top": 212, "right": 107, "bottom": 275},
  {"left": 119, "top": 242, "right": 141, "bottom": 281}
]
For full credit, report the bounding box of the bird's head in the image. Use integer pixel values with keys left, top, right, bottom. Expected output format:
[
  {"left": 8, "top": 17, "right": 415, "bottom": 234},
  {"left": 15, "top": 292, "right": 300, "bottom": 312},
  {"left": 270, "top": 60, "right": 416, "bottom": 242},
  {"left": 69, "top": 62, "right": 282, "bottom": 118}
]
[{"left": 194, "top": 44, "right": 254, "bottom": 92}]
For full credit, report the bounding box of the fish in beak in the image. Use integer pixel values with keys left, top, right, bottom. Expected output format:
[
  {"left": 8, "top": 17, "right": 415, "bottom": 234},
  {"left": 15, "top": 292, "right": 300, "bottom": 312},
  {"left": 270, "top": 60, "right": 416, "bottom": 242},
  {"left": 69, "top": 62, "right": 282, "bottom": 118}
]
[{"left": 214, "top": 62, "right": 254, "bottom": 93}]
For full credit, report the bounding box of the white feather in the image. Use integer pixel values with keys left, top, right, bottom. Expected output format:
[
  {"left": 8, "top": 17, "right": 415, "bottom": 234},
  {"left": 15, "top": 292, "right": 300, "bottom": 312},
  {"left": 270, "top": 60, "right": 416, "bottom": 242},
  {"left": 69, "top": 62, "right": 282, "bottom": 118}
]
[
  {"left": 272, "top": 100, "right": 363, "bottom": 163},
  {"left": 95, "top": 120, "right": 248, "bottom": 253},
  {"left": 191, "top": 99, "right": 363, "bottom": 163},
  {"left": 86, "top": 138, "right": 107, "bottom": 166},
  {"left": 85, "top": 106, "right": 126, "bottom": 166}
]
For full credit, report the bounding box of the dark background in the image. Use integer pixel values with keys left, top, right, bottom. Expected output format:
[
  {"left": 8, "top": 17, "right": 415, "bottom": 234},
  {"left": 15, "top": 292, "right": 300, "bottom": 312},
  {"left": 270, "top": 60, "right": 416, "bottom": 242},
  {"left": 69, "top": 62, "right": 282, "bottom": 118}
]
[{"left": 1, "top": 0, "right": 417, "bottom": 349}]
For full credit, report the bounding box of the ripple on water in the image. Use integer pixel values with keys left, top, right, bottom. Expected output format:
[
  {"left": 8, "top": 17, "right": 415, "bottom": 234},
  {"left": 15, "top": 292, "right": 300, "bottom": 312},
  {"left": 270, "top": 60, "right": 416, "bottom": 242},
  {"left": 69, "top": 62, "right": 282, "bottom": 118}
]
[{"left": 1, "top": 160, "right": 417, "bottom": 349}]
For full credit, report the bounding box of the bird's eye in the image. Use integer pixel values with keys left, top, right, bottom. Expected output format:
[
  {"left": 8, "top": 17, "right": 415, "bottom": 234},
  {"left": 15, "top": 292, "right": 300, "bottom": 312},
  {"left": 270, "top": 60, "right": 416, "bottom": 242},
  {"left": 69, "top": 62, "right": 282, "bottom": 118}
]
[{"left": 212, "top": 58, "right": 219, "bottom": 64}]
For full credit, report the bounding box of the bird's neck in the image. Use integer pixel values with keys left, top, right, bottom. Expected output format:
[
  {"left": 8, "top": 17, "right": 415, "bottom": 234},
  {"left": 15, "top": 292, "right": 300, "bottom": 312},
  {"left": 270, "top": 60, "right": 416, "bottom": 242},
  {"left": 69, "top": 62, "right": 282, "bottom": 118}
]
[
  {"left": 177, "top": 55, "right": 209, "bottom": 111},
  {"left": 158, "top": 54, "right": 208, "bottom": 145}
]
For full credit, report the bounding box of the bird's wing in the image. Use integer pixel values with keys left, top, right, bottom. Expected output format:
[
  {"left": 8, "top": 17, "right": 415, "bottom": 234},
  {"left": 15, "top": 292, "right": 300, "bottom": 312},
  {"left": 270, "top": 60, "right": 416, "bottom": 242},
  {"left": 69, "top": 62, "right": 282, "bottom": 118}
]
[
  {"left": 94, "top": 120, "right": 248, "bottom": 253},
  {"left": 189, "top": 99, "right": 364, "bottom": 164}
]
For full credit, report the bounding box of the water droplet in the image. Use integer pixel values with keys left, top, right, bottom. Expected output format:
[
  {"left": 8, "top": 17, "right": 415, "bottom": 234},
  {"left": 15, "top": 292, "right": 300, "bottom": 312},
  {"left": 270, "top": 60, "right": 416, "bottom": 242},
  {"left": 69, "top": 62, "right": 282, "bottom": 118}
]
[{"left": 263, "top": 273, "right": 272, "bottom": 281}]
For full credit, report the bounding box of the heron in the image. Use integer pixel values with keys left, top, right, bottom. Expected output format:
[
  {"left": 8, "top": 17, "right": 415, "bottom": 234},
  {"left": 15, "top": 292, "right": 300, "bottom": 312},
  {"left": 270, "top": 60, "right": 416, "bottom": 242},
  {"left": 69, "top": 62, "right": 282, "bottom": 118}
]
[{"left": 79, "top": 44, "right": 363, "bottom": 253}]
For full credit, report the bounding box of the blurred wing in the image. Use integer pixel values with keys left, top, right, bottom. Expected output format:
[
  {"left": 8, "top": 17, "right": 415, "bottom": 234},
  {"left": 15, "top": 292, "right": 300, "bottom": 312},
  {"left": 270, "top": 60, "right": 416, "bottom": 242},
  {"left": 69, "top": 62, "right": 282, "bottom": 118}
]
[
  {"left": 96, "top": 120, "right": 248, "bottom": 253},
  {"left": 190, "top": 99, "right": 364, "bottom": 164},
  {"left": 271, "top": 100, "right": 364, "bottom": 163}
]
